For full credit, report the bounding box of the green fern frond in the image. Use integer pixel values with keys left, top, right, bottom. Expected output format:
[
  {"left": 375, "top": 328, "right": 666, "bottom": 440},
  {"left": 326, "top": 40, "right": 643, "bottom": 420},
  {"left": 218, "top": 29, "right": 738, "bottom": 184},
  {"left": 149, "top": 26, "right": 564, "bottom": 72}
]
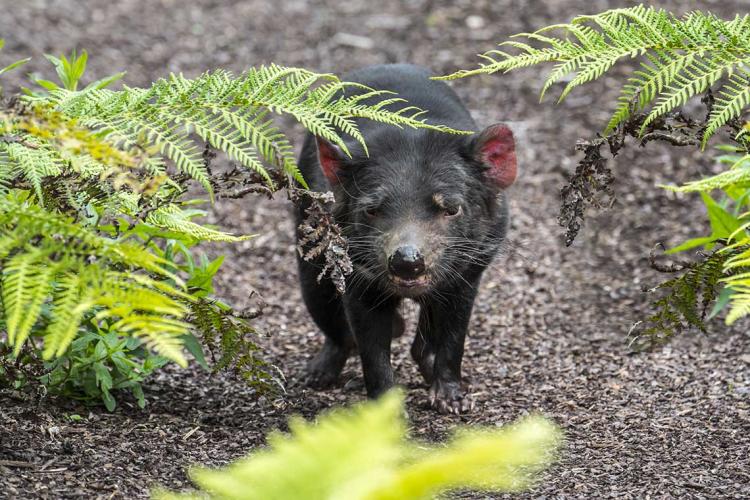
[
  {"left": 640, "top": 54, "right": 735, "bottom": 133},
  {"left": 0, "top": 231, "right": 21, "bottom": 260},
  {"left": 2, "top": 247, "right": 54, "bottom": 353},
  {"left": 93, "top": 272, "right": 188, "bottom": 318},
  {"left": 2, "top": 141, "right": 63, "bottom": 201},
  {"left": 173, "top": 106, "right": 273, "bottom": 185},
  {"left": 605, "top": 50, "right": 698, "bottom": 133},
  {"left": 0, "top": 147, "right": 12, "bottom": 194},
  {"left": 557, "top": 45, "right": 634, "bottom": 103},
  {"left": 43, "top": 272, "right": 89, "bottom": 359},
  {"left": 103, "top": 240, "right": 179, "bottom": 282},
  {"left": 11, "top": 262, "right": 56, "bottom": 356},
  {"left": 440, "top": 6, "right": 750, "bottom": 144},
  {"left": 32, "top": 65, "right": 467, "bottom": 195},
  {"left": 738, "top": 122, "right": 750, "bottom": 143},
  {"left": 155, "top": 391, "right": 561, "bottom": 500},
  {"left": 721, "top": 238, "right": 750, "bottom": 324},
  {"left": 110, "top": 314, "right": 188, "bottom": 364},
  {"left": 634, "top": 249, "right": 728, "bottom": 348},
  {"left": 0, "top": 196, "right": 177, "bottom": 280},
  {"left": 130, "top": 108, "right": 210, "bottom": 191},
  {"left": 211, "top": 107, "right": 297, "bottom": 182},
  {"left": 188, "top": 298, "right": 268, "bottom": 385},
  {"left": 146, "top": 205, "right": 252, "bottom": 242},
  {"left": 664, "top": 154, "right": 750, "bottom": 192},
  {"left": 64, "top": 150, "right": 108, "bottom": 177},
  {"left": 704, "top": 69, "right": 750, "bottom": 144},
  {"left": 0, "top": 194, "right": 190, "bottom": 363},
  {"left": 725, "top": 294, "right": 750, "bottom": 324},
  {"left": 336, "top": 88, "right": 470, "bottom": 135}
]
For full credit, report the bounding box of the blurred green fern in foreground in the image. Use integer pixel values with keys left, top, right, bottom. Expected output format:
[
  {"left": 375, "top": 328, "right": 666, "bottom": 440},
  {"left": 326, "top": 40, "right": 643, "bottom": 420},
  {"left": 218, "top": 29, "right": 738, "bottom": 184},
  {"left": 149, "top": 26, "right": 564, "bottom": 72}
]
[{"left": 155, "top": 391, "right": 561, "bottom": 500}]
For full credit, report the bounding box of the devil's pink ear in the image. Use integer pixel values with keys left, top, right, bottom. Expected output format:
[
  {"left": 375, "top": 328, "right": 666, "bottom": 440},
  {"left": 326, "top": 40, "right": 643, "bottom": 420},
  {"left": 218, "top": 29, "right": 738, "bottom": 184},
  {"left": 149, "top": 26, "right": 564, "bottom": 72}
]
[
  {"left": 473, "top": 123, "right": 517, "bottom": 190},
  {"left": 316, "top": 137, "right": 345, "bottom": 184}
]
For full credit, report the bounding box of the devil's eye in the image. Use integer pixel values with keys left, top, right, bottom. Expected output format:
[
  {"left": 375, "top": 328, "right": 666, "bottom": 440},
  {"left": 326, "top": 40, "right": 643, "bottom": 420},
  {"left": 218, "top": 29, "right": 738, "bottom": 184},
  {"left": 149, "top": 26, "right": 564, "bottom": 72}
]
[
  {"left": 443, "top": 205, "right": 462, "bottom": 218},
  {"left": 433, "top": 193, "right": 462, "bottom": 218},
  {"left": 365, "top": 205, "right": 381, "bottom": 218}
]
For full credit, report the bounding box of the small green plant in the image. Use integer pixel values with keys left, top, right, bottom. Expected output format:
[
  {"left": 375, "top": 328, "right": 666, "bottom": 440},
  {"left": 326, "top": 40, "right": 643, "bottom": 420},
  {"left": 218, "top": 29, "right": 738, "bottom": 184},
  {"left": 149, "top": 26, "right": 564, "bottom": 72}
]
[
  {"left": 442, "top": 5, "right": 750, "bottom": 344},
  {"left": 154, "top": 391, "right": 561, "bottom": 500},
  {"left": 40, "top": 329, "right": 170, "bottom": 411},
  {"left": 0, "top": 42, "right": 463, "bottom": 408},
  {"left": 33, "top": 49, "right": 125, "bottom": 92}
]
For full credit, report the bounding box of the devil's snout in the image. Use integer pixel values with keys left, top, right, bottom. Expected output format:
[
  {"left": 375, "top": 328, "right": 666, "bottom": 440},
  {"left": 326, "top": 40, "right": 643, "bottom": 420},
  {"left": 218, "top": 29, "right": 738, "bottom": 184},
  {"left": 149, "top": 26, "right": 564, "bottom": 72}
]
[{"left": 388, "top": 245, "right": 426, "bottom": 279}]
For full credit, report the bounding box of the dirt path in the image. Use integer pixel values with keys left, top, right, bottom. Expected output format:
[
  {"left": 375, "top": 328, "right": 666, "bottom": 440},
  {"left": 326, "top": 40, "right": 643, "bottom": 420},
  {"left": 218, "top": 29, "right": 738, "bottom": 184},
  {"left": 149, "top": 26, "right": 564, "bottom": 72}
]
[{"left": 1, "top": 1, "right": 749, "bottom": 498}]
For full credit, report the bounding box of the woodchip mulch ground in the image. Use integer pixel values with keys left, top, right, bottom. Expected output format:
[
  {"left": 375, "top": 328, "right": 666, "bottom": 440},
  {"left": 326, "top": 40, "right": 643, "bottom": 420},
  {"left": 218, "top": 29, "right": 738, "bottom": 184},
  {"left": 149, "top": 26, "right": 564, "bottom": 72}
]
[{"left": 1, "top": 0, "right": 748, "bottom": 498}]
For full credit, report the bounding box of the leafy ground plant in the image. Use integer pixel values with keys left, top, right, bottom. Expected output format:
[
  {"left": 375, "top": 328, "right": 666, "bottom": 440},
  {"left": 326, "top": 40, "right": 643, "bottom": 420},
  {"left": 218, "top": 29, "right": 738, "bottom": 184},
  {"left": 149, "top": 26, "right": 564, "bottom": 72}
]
[
  {"left": 154, "top": 390, "right": 561, "bottom": 500},
  {"left": 0, "top": 44, "right": 462, "bottom": 408},
  {"left": 440, "top": 5, "right": 750, "bottom": 345}
]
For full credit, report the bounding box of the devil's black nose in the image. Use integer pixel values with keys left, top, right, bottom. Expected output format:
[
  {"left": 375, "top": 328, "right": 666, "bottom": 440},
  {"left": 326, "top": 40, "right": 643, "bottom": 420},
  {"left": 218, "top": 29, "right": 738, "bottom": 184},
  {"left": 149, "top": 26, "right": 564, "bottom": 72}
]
[{"left": 389, "top": 246, "right": 425, "bottom": 279}]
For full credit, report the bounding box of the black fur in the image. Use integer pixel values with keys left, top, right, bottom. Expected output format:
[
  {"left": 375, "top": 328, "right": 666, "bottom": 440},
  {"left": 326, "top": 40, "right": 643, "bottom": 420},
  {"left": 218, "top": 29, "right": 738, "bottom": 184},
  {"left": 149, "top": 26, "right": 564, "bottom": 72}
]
[{"left": 295, "top": 64, "right": 511, "bottom": 413}]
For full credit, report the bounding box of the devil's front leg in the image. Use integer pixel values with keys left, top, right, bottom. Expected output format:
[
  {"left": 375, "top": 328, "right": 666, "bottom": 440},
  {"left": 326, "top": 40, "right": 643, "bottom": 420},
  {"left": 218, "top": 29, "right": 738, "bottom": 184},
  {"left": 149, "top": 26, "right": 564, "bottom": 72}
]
[
  {"left": 419, "top": 276, "right": 481, "bottom": 414},
  {"left": 344, "top": 293, "right": 401, "bottom": 399}
]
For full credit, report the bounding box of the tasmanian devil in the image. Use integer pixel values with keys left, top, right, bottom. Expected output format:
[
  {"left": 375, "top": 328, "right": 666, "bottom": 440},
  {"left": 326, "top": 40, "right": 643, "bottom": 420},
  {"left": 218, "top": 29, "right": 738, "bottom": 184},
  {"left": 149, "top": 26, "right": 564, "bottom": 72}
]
[{"left": 295, "top": 63, "right": 517, "bottom": 414}]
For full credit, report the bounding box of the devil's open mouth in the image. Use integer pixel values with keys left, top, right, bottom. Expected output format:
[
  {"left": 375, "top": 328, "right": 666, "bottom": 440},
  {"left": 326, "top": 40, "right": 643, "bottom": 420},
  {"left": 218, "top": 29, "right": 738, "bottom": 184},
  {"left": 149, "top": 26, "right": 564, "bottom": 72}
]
[{"left": 390, "top": 275, "right": 430, "bottom": 294}]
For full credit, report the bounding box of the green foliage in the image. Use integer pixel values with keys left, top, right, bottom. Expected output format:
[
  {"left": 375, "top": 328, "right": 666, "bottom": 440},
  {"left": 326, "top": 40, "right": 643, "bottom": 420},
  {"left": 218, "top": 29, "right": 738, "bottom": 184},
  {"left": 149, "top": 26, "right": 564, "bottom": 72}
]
[
  {"left": 0, "top": 42, "right": 456, "bottom": 407},
  {"left": 0, "top": 191, "right": 191, "bottom": 363},
  {"left": 40, "top": 329, "right": 170, "bottom": 411},
  {"left": 443, "top": 7, "right": 750, "bottom": 339},
  {"left": 34, "top": 64, "right": 465, "bottom": 191},
  {"left": 154, "top": 391, "right": 561, "bottom": 500},
  {"left": 666, "top": 191, "right": 745, "bottom": 254},
  {"left": 633, "top": 249, "right": 731, "bottom": 348},
  {"left": 632, "top": 143, "right": 750, "bottom": 344},
  {"left": 666, "top": 149, "right": 750, "bottom": 195},
  {"left": 440, "top": 5, "right": 750, "bottom": 145},
  {"left": 32, "top": 49, "right": 125, "bottom": 94},
  {"left": 634, "top": 172, "right": 750, "bottom": 346},
  {"left": 45, "top": 50, "right": 89, "bottom": 91}
]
